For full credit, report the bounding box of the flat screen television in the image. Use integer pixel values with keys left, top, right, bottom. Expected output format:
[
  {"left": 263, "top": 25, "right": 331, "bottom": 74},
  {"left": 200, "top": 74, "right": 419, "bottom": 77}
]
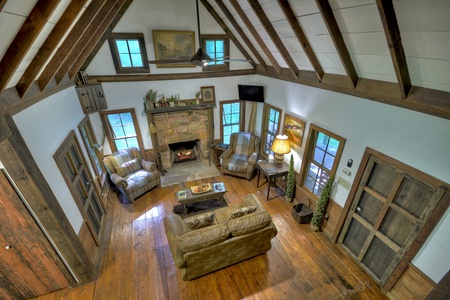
[{"left": 238, "top": 84, "right": 265, "bottom": 103}]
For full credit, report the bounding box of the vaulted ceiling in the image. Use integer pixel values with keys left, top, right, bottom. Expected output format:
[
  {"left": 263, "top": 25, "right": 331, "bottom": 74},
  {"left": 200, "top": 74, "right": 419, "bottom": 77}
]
[{"left": 1, "top": 0, "right": 450, "bottom": 119}]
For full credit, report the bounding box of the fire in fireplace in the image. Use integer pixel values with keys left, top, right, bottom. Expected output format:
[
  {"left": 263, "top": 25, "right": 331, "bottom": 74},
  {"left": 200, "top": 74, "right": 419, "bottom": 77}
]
[{"left": 169, "top": 140, "right": 199, "bottom": 163}]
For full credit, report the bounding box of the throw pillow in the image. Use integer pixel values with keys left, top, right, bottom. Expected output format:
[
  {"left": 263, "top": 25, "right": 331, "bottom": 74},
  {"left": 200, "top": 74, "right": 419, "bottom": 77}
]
[
  {"left": 228, "top": 206, "right": 257, "bottom": 221},
  {"left": 184, "top": 212, "right": 215, "bottom": 231},
  {"left": 115, "top": 158, "right": 141, "bottom": 177}
]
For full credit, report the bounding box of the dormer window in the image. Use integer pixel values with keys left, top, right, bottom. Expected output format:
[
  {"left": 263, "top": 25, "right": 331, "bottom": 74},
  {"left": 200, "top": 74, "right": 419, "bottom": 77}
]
[{"left": 108, "top": 33, "right": 150, "bottom": 74}]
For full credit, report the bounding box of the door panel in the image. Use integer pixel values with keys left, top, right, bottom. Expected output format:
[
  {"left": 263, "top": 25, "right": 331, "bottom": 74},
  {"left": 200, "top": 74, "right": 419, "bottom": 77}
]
[
  {"left": 0, "top": 170, "right": 72, "bottom": 298},
  {"left": 339, "top": 156, "right": 445, "bottom": 287}
]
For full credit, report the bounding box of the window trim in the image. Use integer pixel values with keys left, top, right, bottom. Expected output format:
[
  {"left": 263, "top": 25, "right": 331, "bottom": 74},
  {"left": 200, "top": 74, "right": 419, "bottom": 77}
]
[
  {"left": 260, "top": 104, "right": 283, "bottom": 158},
  {"left": 201, "top": 34, "right": 230, "bottom": 71},
  {"left": 220, "top": 100, "right": 245, "bottom": 144},
  {"left": 99, "top": 108, "right": 144, "bottom": 153},
  {"left": 108, "top": 33, "right": 150, "bottom": 74},
  {"left": 299, "top": 124, "right": 346, "bottom": 200}
]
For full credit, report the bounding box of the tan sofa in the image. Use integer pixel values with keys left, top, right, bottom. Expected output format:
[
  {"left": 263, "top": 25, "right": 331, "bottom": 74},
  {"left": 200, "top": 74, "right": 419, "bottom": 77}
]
[{"left": 164, "top": 193, "right": 277, "bottom": 281}]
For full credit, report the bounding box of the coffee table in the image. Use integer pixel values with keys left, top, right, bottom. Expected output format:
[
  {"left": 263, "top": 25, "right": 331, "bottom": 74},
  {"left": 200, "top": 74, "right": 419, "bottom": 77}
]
[{"left": 176, "top": 182, "right": 227, "bottom": 215}]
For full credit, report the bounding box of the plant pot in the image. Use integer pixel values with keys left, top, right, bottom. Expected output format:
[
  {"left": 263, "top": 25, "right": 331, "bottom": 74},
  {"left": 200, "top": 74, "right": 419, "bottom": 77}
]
[
  {"left": 291, "top": 203, "right": 313, "bottom": 224},
  {"left": 169, "top": 102, "right": 175, "bottom": 107}
]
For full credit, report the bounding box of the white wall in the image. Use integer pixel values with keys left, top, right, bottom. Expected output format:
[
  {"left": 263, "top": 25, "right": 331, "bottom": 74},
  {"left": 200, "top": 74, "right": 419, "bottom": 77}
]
[{"left": 13, "top": 88, "right": 85, "bottom": 233}]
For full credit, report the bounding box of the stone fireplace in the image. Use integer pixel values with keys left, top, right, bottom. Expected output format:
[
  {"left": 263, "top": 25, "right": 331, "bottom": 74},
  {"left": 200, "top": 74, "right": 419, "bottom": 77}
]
[
  {"left": 169, "top": 140, "right": 199, "bottom": 164},
  {"left": 147, "top": 107, "right": 213, "bottom": 170}
]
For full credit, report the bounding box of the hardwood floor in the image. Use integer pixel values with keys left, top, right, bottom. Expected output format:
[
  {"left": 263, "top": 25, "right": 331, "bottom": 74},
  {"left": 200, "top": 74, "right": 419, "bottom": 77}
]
[{"left": 32, "top": 174, "right": 389, "bottom": 300}]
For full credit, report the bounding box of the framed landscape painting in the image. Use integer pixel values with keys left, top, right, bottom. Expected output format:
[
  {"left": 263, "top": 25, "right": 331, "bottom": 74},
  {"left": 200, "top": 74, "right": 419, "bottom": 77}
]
[
  {"left": 283, "top": 113, "right": 306, "bottom": 147},
  {"left": 152, "top": 30, "right": 195, "bottom": 68}
]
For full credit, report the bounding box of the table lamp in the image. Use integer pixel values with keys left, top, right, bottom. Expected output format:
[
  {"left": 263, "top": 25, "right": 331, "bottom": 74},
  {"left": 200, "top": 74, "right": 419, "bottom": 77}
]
[{"left": 271, "top": 135, "right": 290, "bottom": 167}]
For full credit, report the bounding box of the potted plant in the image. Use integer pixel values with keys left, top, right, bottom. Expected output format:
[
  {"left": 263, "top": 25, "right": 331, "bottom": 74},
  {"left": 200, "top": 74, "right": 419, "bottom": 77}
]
[
  {"left": 168, "top": 95, "right": 177, "bottom": 107},
  {"left": 285, "top": 154, "right": 295, "bottom": 202},
  {"left": 310, "top": 177, "right": 334, "bottom": 232},
  {"left": 195, "top": 91, "right": 201, "bottom": 104},
  {"left": 143, "top": 89, "right": 158, "bottom": 109}
]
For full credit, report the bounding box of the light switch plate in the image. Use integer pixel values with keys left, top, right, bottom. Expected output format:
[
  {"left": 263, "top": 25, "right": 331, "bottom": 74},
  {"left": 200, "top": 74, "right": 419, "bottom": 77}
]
[{"left": 338, "top": 176, "right": 351, "bottom": 190}]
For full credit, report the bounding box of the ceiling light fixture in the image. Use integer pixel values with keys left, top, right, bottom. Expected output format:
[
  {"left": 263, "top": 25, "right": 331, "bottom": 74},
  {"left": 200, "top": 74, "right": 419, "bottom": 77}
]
[{"left": 190, "top": 0, "right": 211, "bottom": 66}]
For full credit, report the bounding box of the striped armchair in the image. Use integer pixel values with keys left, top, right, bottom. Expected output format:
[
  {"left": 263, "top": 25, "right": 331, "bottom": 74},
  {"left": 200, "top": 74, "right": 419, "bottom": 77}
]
[
  {"left": 220, "top": 132, "right": 260, "bottom": 180},
  {"left": 103, "top": 147, "right": 160, "bottom": 203}
]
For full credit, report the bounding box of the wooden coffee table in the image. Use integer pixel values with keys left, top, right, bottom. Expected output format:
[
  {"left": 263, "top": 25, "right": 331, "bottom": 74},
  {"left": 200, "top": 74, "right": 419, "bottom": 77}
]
[{"left": 176, "top": 182, "right": 227, "bottom": 215}]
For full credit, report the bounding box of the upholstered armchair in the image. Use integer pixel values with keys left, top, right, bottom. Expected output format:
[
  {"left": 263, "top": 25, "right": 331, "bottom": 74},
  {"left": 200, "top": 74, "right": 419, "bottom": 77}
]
[
  {"left": 220, "top": 132, "right": 260, "bottom": 180},
  {"left": 103, "top": 147, "right": 160, "bottom": 203}
]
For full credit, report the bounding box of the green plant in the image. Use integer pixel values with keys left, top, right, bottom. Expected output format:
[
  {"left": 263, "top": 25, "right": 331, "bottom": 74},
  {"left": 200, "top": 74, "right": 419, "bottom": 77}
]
[
  {"left": 143, "top": 89, "right": 158, "bottom": 101},
  {"left": 285, "top": 154, "right": 295, "bottom": 202},
  {"left": 311, "top": 177, "right": 334, "bottom": 232},
  {"left": 195, "top": 91, "right": 200, "bottom": 99},
  {"left": 167, "top": 95, "right": 177, "bottom": 102}
]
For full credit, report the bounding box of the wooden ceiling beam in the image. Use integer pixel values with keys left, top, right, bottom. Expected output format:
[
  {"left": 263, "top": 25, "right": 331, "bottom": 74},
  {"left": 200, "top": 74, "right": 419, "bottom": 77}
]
[
  {"left": 200, "top": 0, "right": 256, "bottom": 69},
  {"left": 0, "top": 0, "right": 61, "bottom": 95},
  {"left": 16, "top": 0, "right": 88, "bottom": 98},
  {"left": 278, "top": 0, "right": 324, "bottom": 81},
  {"left": 376, "top": 0, "right": 411, "bottom": 99},
  {"left": 0, "top": 0, "right": 7, "bottom": 12},
  {"left": 56, "top": 0, "right": 120, "bottom": 82},
  {"left": 81, "top": 0, "right": 134, "bottom": 71},
  {"left": 248, "top": 0, "right": 299, "bottom": 78},
  {"left": 37, "top": 0, "right": 108, "bottom": 91},
  {"left": 214, "top": 0, "right": 266, "bottom": 70},
  {"left": 229, "top": 0, "right": 281, "bottom": 74},
  {"left": 69, "top": 0, "right": 131, "bottom": 79},
  {"left": 316, "top": 0, "right": 358, "bottom": 87}
]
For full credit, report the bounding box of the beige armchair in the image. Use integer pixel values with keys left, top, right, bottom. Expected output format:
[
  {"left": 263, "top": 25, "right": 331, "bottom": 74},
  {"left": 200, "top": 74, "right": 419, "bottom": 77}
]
[
  {"left": 103, "top": 147, "right": 160, "bottom": 203},
  {"left": 220, "top": 132, "right": 260, "bottom": 180}
]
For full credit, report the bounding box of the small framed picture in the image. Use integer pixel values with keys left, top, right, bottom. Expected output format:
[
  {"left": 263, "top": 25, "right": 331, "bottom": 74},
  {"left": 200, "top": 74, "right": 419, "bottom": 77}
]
[
  {"left": 201, "top": 86, "right": 215, "bottom": 104},
  {"left": 283, "top": 113, "right": 306, "bottom": 147}
]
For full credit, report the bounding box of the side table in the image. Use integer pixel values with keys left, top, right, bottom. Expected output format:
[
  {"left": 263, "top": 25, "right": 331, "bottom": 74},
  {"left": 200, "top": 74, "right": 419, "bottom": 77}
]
[
  {"left": 256, "top": 160, "right": 289, "bottom": 201},
  {"left": 212, "top": 142, "right": 229, "bottom": 167}
]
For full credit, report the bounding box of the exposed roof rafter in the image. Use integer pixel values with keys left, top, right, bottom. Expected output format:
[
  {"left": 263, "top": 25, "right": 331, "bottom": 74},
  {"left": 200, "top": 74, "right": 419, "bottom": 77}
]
[
  {"left": 247, "top": 0, "right": 299, "bottom": 78},
  {"left": 214, "top": 0, "right": 266, "bottom": 71},
  {"left": 16, "top": 0, "right": 88, "bottom": 98},
  {"left": 38, "top": 0, "right": 108, "bottom": 91},
  {"left": 376, "top": 0, "right": 411, "bottom": 99},
  {"left": 0, "top": 0, "right": 61, "bottom": 95},
  {"left": 229, "top": 0, "right": 281, "bottom": 74},
  {"left": 200, "top": 0, "right": 256, "bottom": 69},
  {"left": 0, "top": 0, "right": 7, "bottom": 12},
  {"left": 316, "top": 0, "right": 358, "bottom": 87},
  {"left": 278, "top": 0, "right": 324, "bottom": 81}
]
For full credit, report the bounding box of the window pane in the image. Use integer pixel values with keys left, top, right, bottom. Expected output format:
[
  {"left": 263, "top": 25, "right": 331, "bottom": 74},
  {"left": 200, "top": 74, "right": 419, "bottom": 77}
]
[
  {"left": 112, "top": 126, "right": 125, "bottom": 138},
  {"left": 119, "top": 54, "right": 131, "bottom": 67},
  {"left": 131, "top": 54, "right": 143, "bottom": 67},
  {"left": 316, "top": 132, "right": 329, "bottom": 150},
  {"left": 126, "top": 137, "right": 139, "bottom": 148},
  {"left": 116, "top": 40, "right": 128, "bottom": 53},
  {"left": 313, "top": 147, "right": 325, "bottom": 164},
  {"left": 115, "top": 139, "right": 127, "bottom": 150},
  {"left": 128, "top": 39, "right": 140, "bottom": 53},
  {"left": 328, "top": 137, "right": 339, "bottom": 156},
  {"left": 323, "top": 153, "right": 335, "bottom": 170},
  {"left": 123, "top": 124, "right": 136, "bottom": 137},
  {"left": 120, "top": 112, "right": 133, "bottom": 125},
  {"left": 206, "top": 40, "right": 215, "bottom": 53},
  {"left": 108, "top": 114, "right": 121, "bottom": 126}
]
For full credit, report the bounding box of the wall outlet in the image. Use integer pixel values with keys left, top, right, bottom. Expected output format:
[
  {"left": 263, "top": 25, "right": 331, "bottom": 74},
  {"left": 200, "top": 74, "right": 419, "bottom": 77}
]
[{"left": 338, "top": 176, "right": 351, "bottom": 190}]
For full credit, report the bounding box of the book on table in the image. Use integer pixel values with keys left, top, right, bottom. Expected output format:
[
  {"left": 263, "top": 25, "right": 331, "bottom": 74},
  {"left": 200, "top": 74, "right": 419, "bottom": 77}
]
[
  {"left": 213, "top": 182, "right": 225, "bottom": 192},
  {"left": 177, "top": 190, "right": 187, "bottom": 199}
]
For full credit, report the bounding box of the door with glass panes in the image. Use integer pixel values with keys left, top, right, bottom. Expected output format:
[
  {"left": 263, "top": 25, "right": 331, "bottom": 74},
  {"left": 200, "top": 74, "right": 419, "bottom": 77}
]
[
  {"left": 338, "top": 154, "right": 445, "bottom": 287},
  {"left": 54, "top": 131, "right": 104, "bottom": 249}
]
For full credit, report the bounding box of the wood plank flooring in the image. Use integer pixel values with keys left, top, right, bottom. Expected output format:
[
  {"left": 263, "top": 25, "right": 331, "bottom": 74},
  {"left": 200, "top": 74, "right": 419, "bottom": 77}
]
[{"left": 32, "top": 174, "right": 389, "bottom": 300}]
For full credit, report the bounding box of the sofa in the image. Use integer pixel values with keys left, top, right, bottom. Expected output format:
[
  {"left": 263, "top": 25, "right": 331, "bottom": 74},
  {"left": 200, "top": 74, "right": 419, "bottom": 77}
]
[
  {"left": 164, "top": 193, "right": 277, "bottom": 281},
  {"left": 220, "top": 131, "right": 260, "bottom": 180},
  {"left": 103, "top": 147, "right": 160, "bottom": 203}
]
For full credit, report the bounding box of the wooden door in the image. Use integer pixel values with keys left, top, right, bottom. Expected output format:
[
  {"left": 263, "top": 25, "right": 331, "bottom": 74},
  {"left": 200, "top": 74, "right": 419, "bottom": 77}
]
[
  {"left": 54, "top": 131, "right": 105, "bottom": 251},
  {"left": 338, "top": 156, "right": 445, "bottom": 287},
  {"left": 0, "top": 169, "right": 73, "bottom": 299}
]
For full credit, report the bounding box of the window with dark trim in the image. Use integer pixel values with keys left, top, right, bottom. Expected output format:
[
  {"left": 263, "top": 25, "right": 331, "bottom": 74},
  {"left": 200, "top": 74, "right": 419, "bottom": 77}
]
[
  {"left": 99, "top": 109, "right": 144, "bottom": 153},
  {"left": 260, "top": 104, "right": 282, "bottom": 157},
  {"left": 201, "top": 34, "right": 229, "bottom": 71},
  {"left": 300, "top": 124, "right": 346, "bottom": 198},
  {"left": 108, "top": 33, "right": 150, "bottom": 74},
  {"left": 220, "top": 100, "right": 245, "bottom": 144}
]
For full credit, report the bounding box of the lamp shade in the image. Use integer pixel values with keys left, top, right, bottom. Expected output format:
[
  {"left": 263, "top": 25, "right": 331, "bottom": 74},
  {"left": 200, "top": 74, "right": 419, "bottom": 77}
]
[
  {"left": 190, "top": 48, "right": 211, "bottom": 66},
  {"left": 271, "top": 135, "right": 291, "bottom": 155}
]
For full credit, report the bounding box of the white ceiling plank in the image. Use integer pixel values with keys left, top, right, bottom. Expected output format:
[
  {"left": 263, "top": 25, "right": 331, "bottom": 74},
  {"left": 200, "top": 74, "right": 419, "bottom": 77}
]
[
  {"left": 289, "top": 0, "right": 320, "bottom": 16},
  {"left": 402, "top": 32, "right": 450, "bottom": 61},
  {"left": 332, "top": 3, "right": 384, "bottom": 34}
]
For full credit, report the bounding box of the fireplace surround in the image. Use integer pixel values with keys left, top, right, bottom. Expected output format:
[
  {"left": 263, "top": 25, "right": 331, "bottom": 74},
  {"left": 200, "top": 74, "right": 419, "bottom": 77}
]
[{"left": 146, "top": 106, "right": 214, "bottom": 170}]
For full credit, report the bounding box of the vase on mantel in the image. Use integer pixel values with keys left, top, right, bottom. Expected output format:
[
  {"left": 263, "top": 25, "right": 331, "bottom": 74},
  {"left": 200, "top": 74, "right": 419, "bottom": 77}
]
[{"left": 195, "top": 98, "right": 200, "bottom": 105}]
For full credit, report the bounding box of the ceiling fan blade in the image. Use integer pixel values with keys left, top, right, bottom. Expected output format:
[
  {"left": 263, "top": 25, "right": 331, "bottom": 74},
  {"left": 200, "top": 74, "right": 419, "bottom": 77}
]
[{"left": 148, "top": 59, "right": 190, "bottom": 64}]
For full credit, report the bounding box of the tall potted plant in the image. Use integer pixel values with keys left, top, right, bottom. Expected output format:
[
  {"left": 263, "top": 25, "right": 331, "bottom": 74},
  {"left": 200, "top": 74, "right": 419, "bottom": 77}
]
[
  {"left": 311, "top": 177, "right": 334, "bottom": 232},
  {"left": 285, "top": 154, "right": 295, "bottom": 202}
]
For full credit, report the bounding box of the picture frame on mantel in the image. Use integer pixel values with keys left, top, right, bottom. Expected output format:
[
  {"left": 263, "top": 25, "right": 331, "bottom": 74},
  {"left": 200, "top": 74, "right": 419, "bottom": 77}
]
[
  {"left": 283, "top": 113, "right": 306, "bottom": 147},
  {"left": 201, "top": 86, "right": 215, "bottom": 104},
  {"left": 152, "top": 30, "right": 195, "bottom": 68}
]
